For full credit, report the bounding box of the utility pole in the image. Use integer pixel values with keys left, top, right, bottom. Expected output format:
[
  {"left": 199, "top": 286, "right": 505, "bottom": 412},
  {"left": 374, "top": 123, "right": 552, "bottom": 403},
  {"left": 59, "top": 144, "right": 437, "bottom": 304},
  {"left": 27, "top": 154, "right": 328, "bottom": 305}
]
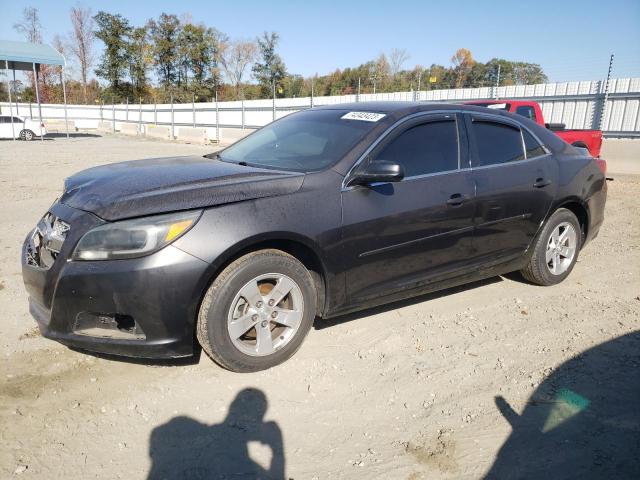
[
  {"left": 598, "top": 53, "right": 614, "bottom": 130},
  {"left": 357, "top": 77, "right": 361, "bottom": 102}
]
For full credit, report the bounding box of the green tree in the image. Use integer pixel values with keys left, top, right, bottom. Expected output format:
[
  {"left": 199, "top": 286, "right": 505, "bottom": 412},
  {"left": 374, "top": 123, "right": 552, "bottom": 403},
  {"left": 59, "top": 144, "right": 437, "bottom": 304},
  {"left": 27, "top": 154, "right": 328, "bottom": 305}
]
[
  {"left": 148, "top": 13, "right": 181, "bottom": 87},
  {"left": 127, "top": 26, "right": 151, "bottom": 97},
  {"left": 94, "top": 12, "right": 132, "bottom": 95},
  {"left": 252, "top": 31, "right": 286, "bottom": 97}
]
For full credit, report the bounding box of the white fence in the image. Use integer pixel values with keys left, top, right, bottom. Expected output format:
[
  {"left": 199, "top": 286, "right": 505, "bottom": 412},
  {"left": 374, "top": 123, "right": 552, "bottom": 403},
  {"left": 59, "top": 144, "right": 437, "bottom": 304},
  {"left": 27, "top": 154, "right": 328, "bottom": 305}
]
[{"left": 2, "top": 77, "right": 639, "bottom": 138}]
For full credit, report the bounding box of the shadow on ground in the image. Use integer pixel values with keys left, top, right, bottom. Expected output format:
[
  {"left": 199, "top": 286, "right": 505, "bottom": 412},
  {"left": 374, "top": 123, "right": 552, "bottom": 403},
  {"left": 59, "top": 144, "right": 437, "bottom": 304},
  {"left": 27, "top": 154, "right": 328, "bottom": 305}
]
[
  {"left": 486, "top": 330, "right": 640, "bottom": 479},
  {"left": 147, "top": 388, "right": 285, "bottom": 480}
]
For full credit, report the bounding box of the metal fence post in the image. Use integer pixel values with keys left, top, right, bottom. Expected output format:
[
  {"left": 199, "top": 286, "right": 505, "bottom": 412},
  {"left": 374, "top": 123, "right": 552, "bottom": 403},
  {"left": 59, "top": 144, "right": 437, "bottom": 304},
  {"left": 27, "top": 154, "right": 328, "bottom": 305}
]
[
  {"left": 272, "top": 81, "right": 276, "bottom": 121},
  {"left": 125, "top": 97, "right": 129, "bottom": 122},
  {"left": 357, "top": 77, "right": 361, "bottom": 102},
  {"left": 29, "top": 102, "right": 32, "bottom": 118},
  {"left": 192, "top": 93, "right": 196, "bottom": 128},
  {"left": 241, "top": 99, "right": 245, "bottom": 129},
  {"left": 154, "top": 102, "right": 157, "bottom": 124},
  {"left": 215, "top": 91, "right": 220, "bottom": 143},
  {"left": 170, "top": 95, "right": 175, "bottom": 139},
  {"left": 111, "top": 97, "right": 115, "bottom": 133},
  {"left": 138, "top": 98, "right": 142, "bottom": 134},
  {"left": 100, "top": 101, "right": 103, "bottom": 122},
  {"left": 311, "top": 77, "right": 314, "bottom": 108}
]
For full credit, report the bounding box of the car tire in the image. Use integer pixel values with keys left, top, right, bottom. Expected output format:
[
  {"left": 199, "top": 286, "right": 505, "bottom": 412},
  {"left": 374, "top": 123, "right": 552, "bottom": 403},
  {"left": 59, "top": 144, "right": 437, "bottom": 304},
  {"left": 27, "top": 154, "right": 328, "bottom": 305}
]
[
  {"left": 520, "top": 208, "right": 582, "bottom": 286},
  {"left": 21, "top": 129, "right": 35, "bottom": 141},
  {"left": 197, "top": 249, "right": 317, "bottom": 372}
]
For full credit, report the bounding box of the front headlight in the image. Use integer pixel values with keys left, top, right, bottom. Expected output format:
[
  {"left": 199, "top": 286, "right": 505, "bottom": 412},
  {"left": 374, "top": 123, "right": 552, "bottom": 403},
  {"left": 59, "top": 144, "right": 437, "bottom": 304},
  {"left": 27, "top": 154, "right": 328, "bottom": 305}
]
[{"left": 73, "top": 210, "right": 201, "bottom": 261}]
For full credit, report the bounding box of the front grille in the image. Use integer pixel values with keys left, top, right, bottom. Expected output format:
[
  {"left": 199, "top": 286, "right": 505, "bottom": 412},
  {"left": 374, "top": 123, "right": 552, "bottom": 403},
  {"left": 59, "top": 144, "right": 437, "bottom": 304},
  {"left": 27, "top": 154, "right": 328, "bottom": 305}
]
[{"left": 26, "top": 213, "right": 70, "bottom": 269}]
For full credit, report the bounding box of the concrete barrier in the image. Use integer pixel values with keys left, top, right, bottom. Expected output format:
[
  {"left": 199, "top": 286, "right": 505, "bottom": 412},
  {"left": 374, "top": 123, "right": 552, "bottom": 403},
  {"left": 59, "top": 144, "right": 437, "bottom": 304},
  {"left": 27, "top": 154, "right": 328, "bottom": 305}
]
[
  {"left": 219, "top": 128, "right": 255, "bottom": 145},
  {"left": 45, "top": 120, "right": 77, "bottom": 133},
  {"left": 97, "top": 121, "right": 113, "bottom": 133},
  {"left": 145, "top": 124, "right": 171, "bottom": 141},
  {"left": 178, "top": 127, "right": 208, "bottom": 144},
  {"left": 120, "top": 123, "right": 139, "bottom": 136}
]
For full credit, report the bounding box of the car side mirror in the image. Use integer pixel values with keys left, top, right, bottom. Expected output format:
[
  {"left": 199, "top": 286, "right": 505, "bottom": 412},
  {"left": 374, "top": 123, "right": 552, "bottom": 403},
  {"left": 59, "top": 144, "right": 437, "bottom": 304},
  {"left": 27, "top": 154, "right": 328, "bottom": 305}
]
[{"left": 348, "top": 160, "right": 405, "bottom": 186}]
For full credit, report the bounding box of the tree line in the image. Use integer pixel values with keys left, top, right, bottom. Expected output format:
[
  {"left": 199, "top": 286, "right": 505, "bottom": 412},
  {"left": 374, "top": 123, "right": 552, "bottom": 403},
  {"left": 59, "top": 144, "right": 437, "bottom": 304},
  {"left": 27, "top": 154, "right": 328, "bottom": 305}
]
[{"left": 1, "top": 7, "right": 548, "bottom": 105}]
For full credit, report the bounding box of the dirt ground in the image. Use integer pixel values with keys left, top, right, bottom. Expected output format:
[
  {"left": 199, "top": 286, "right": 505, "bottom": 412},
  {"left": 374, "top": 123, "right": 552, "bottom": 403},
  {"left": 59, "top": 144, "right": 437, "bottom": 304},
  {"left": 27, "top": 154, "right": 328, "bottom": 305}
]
[{"left": 1, "top": 134, "right": 638, "bottom": 479}]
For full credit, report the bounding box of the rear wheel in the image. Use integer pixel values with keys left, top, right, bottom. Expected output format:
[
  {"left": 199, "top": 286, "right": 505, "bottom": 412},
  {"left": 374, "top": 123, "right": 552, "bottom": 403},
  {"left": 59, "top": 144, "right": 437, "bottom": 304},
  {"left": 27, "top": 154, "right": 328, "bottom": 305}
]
[
  {"left": 520, "top": 208, "right": 581, "bottom": 286},
  {"left": 197, "top": 249, "right": 317, "bottom": 372}
]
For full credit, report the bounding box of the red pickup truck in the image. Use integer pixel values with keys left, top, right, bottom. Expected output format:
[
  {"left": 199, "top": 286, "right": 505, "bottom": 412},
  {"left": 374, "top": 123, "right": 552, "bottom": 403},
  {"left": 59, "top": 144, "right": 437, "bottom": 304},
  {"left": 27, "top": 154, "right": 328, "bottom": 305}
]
[{"left": 466, "top": 100, "right": 603, "bottom": 158}]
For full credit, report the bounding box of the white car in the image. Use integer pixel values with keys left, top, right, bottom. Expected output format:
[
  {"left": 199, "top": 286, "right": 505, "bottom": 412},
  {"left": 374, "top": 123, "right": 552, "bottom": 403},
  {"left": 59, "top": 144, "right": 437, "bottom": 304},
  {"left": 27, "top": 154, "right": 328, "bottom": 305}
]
[{"left": 0, "top": 115, "right": 47, "bottom": 140}]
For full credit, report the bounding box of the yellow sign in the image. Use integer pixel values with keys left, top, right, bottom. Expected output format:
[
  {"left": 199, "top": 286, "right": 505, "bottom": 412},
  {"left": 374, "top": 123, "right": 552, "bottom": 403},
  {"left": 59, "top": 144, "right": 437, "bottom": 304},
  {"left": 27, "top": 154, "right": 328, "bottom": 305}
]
[{"left": 429, "top": 77, "right": 437, "bottom": 83}]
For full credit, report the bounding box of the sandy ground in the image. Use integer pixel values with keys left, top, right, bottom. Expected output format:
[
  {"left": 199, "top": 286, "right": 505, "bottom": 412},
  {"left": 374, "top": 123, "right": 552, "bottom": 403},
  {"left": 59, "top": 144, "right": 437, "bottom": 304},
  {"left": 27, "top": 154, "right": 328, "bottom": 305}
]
[{"left": 0, "top": 134, "right": 638, "bottom": 479}]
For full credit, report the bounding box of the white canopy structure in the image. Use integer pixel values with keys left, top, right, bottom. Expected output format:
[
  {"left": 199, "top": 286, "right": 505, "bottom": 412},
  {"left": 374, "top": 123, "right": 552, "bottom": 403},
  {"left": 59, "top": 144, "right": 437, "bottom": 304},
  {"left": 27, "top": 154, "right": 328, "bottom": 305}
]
[{"left": 0, "top": 39, "right": 69, "bottom": 140}]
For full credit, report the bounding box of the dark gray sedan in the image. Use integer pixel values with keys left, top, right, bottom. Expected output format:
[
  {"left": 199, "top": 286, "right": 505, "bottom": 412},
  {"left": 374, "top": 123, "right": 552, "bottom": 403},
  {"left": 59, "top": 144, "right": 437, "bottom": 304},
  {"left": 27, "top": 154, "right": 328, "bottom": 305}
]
[{"left": 22, "top": 102, "right": 606, "bottom": 372}]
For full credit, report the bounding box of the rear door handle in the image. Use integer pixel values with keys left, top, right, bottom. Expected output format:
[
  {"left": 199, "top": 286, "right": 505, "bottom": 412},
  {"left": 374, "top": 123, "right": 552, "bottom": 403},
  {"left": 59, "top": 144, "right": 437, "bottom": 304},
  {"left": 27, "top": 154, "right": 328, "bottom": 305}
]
[
  {"left": 533, "top": 178, "right": 552, "bottom": 188},
  {"left": 447, "top": 193, "right": 466, "bottom": 207}
]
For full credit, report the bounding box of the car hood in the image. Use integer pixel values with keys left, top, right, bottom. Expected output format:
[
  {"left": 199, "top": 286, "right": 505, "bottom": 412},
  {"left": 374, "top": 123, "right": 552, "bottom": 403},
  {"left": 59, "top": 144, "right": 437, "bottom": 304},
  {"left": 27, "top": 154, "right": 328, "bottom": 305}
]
[{"left": 60, "top": 156, "right": 305, "bottom": 221}]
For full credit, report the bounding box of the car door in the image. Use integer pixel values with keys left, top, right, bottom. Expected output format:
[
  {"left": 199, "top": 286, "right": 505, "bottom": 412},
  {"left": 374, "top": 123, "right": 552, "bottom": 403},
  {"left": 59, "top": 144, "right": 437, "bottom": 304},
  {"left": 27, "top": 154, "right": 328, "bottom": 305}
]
[
  {"left": 341, "top": 112, "right": 476, "bottom": 304},
  {"left": 465, "top": 113, "right": 558, "bottom": 265},
  {"left": 0, "top": 116, "right": 11, "bottom": 138}
]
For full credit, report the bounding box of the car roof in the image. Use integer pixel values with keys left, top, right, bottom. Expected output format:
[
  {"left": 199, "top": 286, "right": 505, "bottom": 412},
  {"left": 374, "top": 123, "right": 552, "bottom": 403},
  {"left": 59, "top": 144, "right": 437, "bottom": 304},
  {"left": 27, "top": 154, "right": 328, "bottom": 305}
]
[{"left": 314, "top": 101, "right": 508, "bottom": 116}]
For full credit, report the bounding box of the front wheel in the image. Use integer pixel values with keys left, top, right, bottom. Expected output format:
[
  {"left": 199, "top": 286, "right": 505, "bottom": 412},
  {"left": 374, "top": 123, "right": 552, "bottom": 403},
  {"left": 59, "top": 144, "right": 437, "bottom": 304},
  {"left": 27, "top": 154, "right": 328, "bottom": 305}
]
[
  {"left": 197, "top": 249, "right": 317, "bottom": 372},
  {"left": 520, "top": 208, "right": 581, "bottom": 286},
  {"left": 20, "top": 129, "right": 35, "bottom": 141}
]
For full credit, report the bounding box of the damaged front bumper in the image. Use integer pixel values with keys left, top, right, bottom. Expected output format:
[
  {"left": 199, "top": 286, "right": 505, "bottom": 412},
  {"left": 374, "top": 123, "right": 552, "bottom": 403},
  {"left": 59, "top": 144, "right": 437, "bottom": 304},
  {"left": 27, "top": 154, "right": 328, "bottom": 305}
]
[{"left": 21, "top": 202, "right": 210, "bottom": 359}]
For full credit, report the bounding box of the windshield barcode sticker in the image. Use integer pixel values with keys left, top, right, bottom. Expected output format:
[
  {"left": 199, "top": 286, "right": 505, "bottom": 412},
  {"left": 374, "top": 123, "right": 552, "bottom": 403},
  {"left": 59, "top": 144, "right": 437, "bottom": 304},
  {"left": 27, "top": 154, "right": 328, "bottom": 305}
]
[{"left": 341, "top": 112, "right": 386, "bottom": 122}]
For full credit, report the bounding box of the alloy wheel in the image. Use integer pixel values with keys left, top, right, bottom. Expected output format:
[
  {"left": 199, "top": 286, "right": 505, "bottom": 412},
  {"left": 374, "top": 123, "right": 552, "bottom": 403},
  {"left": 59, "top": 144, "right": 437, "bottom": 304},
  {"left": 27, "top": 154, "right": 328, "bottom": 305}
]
[
  {"left": 546, "top": 222, "right": 577, "bottom": 275},
  {"left": 227, "top": 273, "right": 304, "bottom": 356}
]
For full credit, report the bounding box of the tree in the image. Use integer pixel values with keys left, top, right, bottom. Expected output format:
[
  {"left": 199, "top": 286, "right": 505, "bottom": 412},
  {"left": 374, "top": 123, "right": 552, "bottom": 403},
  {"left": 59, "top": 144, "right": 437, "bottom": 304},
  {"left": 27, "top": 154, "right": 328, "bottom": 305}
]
[
  {"left": 69, "top": 6, "right": 95, "bottom": 102},
  {"left": 148, "top": 13, "right": 181, "bottom": 88},
  {"left": 252, "top": 32, "right": 286, "bottom": 97},
  {"left": 13, "top": 7, "right": 44, "bottom": 98},
  {"left": 127, "top": 26, "right": 151, "bottom": 96},
  {"left": 451, "top": 48, "right": 474, "bottom": 88},
  {"left": 221, "top": 40, "right": 257, "bottom": 99},
  {"left": 13, "top": 7, "right": 42, "bottom": 43},
  {"left": 94, "top": 12, "right": 132, "bottom": 95},
  {"left": 389, "top": 48, "right": 410, "bottom": 77}
]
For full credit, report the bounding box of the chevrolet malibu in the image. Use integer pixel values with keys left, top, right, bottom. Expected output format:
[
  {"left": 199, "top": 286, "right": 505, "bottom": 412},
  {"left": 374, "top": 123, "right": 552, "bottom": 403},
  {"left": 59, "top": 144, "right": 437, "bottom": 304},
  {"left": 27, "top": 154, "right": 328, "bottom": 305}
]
[{"left": 22, "top": 103, "right": 606, "bottom": 372}]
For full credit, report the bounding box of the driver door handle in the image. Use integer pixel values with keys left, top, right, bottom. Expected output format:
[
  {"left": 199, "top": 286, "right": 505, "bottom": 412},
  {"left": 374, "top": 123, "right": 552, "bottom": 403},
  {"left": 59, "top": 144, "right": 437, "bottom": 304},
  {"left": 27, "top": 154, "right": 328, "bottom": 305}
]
[
  {"left": 533, "top": 178, "right": 552, "bottom": 188},
  {"left": 447, "top": 193, "right": 467, "bottom": 207}
]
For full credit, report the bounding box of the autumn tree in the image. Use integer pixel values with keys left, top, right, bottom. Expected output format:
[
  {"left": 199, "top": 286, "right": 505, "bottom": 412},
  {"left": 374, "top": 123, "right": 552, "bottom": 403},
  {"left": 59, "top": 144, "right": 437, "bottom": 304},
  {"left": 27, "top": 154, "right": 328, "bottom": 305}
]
[
  {"left": 13, "top": 7, "right": 42, "bottom": 43},
  {"left": 221, "top": 40, "right": 257, "bottom": 99},
  {"left": 69, "top": 6, "right": 95, "bottom": 102},
  {"left": 389, "top": 48, "right": 410, "bottom": 77},
  {"left": 451, "top": 48, "right": 474, "bottom": 88}
]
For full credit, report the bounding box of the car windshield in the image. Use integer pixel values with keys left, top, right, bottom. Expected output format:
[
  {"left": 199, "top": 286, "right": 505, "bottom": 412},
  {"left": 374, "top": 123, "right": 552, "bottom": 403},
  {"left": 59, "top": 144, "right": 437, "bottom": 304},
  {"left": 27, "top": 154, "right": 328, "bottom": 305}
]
[{"left": 217, "top": 109, "right": 381, "bottom": 172}]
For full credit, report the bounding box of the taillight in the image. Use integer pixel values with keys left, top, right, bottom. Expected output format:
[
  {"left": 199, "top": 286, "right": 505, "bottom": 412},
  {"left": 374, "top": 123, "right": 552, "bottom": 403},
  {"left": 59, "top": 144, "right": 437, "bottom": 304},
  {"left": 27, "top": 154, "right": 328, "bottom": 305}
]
[{"left": 595, "top": 158, "right": 607, "bottom": 174}]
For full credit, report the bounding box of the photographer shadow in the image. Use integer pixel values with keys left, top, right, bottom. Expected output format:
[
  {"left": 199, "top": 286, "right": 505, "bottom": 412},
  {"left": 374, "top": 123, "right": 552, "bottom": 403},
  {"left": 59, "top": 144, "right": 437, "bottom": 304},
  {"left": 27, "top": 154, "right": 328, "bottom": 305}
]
[
  {"left": 485, "top": 330, "right": 640, "bottom": 479},
  {"left": 147, "top": 388, "right": 285, "bottom": 480}
]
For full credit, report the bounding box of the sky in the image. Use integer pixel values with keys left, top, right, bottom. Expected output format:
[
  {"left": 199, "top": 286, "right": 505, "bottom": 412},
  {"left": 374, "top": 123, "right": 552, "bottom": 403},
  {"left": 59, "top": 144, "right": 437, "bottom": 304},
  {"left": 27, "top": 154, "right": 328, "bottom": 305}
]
[{"left": 1, "top": 0, "right": 639, "bottom": 83}]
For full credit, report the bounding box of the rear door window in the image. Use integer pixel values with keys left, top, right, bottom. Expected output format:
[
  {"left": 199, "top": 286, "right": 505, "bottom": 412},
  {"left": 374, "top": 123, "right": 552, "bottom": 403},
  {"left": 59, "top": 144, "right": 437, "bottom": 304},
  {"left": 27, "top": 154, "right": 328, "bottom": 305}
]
[
  {"left": 470, "top": 119, "right": 525, "bottom": 167},
  {"left": 373, "top": 117, "right": 459, "bottom": 177}
]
